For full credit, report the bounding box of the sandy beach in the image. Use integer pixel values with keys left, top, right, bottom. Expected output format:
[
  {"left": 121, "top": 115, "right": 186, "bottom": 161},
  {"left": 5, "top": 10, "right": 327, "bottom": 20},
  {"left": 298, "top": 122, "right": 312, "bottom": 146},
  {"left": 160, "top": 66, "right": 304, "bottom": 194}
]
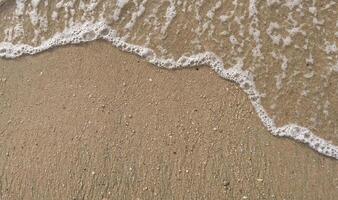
[{"left": 0, "top": 41, "right": 337, "bottom": 199}]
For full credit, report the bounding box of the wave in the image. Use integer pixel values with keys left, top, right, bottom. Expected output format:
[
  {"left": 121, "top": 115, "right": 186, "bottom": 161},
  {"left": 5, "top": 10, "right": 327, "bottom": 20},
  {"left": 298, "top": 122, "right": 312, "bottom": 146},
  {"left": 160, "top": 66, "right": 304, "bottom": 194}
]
[{"left": 1, "top": 21, "right": 337, "bottom": 159}]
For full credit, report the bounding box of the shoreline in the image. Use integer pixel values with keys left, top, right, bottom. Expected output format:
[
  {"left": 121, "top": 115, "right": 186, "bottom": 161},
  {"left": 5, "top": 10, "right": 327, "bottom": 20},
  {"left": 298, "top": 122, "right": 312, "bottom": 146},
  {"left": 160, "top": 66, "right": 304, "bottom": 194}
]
[
  {"left": 0, "top": 21, "right": 336, "bottom": 159},
  {"left": 0, "top": 41, "right": 338, "bottom": 199}
]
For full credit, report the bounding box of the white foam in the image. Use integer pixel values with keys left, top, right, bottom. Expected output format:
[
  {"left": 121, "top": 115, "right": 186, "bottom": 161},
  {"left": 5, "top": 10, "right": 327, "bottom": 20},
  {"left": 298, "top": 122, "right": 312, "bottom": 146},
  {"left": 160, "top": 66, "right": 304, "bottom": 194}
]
[
  {"left": 248, "top": 0, "right": 263, "bottom": 58},
  {"left": 15, "top": 0, "right": 25, "bottom": 16},
  {"left": 1, "top": 21, "right": 337, "bottom": 159},
  {"left": 113, "top": 0, "right": 129, "bottom": 21},
  {"left": 266, "top": 0, "right": 281, "bottom": 7},
  {"left": 324, "top": 42, "right": 337, "bottom": 54},
  {"left": 267, "top": 22, "right": 281, "bottom": 45},
  {"left": 161, "top": 0, "right": 176, "bottom": 34},
  {"left": 284, "top": 0, "right": 302, "bottom": 10},
  {"left": 124, "top": 0, "right": 147, "bottom": 31},
  {"left": 332, "top": 61, "right": 338, "bottom": 72},
  {"left": 31, "top": 0, "right": 41, "bottom": 8}
]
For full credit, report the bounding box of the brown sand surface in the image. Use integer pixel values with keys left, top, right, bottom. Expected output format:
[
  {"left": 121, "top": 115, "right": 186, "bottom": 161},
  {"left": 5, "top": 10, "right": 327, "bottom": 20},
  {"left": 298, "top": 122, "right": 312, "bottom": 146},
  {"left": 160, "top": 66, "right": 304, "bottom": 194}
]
[{"left": 0, "top": 41, "right": 338, "bottom": 200}]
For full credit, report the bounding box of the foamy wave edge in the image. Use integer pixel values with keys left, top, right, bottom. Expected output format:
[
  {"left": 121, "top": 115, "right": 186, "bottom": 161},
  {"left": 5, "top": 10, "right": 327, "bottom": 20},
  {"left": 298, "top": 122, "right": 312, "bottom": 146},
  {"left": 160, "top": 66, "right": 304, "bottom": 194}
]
[{"left": 0, "top": 21, "right": 337, "bottom": 160}]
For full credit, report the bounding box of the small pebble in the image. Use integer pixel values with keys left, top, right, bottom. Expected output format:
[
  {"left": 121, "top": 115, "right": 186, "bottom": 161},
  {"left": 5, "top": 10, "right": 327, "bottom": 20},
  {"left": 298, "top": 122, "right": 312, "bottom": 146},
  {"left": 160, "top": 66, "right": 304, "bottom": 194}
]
[{"left": 223, "top": 181, "right": 230, "bottom": 187}]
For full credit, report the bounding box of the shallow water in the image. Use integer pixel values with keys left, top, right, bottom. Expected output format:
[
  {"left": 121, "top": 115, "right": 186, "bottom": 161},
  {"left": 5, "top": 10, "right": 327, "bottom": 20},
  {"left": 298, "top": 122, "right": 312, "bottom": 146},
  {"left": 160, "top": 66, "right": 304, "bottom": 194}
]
[{"left": 0, "top": 0, "right": 337, "bottom": 159}]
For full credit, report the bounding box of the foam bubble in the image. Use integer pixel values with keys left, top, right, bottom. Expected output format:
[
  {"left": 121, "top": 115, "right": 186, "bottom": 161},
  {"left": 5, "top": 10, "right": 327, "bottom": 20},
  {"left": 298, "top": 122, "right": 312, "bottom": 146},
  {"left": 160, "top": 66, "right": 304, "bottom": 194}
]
[{"left": 0, "top": 19, "right": 337, "bottom": 159}]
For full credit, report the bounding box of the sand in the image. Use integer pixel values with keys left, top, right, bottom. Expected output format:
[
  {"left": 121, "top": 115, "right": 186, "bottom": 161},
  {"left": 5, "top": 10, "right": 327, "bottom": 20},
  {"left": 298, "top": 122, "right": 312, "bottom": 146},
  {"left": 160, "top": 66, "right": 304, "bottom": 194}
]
[{"left": 0, "top": 41, "right": 337, "bottom": 199}]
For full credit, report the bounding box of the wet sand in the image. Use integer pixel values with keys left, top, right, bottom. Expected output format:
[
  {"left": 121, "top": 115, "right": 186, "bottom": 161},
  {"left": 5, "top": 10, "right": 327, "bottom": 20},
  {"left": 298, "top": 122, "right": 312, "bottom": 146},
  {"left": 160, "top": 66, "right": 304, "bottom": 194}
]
[{"left": 0, "top": 41, "right": 337, "bottom": 199}]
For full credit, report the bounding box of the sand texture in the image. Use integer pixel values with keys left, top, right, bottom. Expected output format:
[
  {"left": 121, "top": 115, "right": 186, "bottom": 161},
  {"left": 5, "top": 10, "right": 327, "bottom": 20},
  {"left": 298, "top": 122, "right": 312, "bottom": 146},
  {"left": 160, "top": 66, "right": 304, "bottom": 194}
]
[{"left": 0, "top": 42, "right": 338, "bottom": 199}]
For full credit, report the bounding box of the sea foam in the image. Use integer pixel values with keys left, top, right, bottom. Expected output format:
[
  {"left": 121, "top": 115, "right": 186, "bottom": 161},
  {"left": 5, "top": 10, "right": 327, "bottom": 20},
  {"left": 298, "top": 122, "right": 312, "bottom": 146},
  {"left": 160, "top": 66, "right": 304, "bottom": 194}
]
[{"left": 0, "top": 21, "right": 337, "bottom": 159}]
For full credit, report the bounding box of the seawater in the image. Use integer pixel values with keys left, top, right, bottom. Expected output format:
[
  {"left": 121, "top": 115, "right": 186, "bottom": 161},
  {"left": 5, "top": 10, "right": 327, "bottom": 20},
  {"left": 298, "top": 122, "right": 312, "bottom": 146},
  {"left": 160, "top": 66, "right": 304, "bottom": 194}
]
[{"left": 0, "top": 0, "right": 337, "bottom": 159}]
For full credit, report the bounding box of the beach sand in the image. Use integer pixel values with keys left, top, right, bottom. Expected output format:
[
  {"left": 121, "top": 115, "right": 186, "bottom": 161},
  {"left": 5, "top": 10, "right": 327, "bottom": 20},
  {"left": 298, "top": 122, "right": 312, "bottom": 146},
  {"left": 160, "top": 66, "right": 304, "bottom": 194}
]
[{"left": 0, "top": 41, "right": 338, "bottom": 199}]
